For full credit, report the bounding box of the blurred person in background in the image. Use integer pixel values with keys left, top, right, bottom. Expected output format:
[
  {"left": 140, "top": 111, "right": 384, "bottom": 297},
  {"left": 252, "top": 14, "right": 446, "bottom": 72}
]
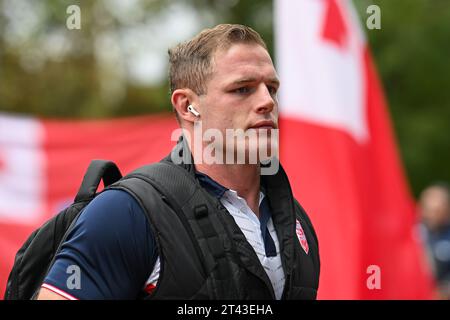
[{"left": 418, "top": 182, "right": 450, "bottom": 299}]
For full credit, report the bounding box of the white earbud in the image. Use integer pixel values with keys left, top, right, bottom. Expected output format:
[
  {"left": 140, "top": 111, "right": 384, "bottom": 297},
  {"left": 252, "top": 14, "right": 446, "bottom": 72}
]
[{"left": 187, "top": 104, "right": 200, "bottom": 117}]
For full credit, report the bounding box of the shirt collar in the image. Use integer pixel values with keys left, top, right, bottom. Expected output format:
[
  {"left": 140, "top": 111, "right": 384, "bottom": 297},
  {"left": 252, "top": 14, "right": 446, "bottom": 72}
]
[
  {"left": 195, "top": 171, "right": 228, "bottom": 199},
  {"left": 195, "top": 171, "right": 265, "bottom": 202},
  {"left": 195, "top": 171, "right": 276, "bottom": 257}
]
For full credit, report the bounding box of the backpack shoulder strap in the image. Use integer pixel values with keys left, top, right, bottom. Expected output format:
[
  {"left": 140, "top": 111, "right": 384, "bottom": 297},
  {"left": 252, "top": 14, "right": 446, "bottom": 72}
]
[
  {"left": 116, "top": 161, "right": 235, "bottom": 299},
  {"left": 74, "top": 160, "right": 122, "bottom": 202}
]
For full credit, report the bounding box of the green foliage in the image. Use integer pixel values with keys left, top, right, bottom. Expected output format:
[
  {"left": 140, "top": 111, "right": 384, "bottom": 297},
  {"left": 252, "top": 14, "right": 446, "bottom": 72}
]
[
  {"left": 0, "top": 0, "right": 173, "bottom": 118},
  {"left": 354, "top": 0, "right": 450, "bottom": 196}
]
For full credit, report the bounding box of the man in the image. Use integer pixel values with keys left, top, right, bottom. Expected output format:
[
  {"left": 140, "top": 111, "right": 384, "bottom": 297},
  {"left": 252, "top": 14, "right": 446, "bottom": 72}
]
[
  {"left": 418, "top": 183, "right": 450, "bottom": 299},
  {"left": 37, "top": 24, "right": 320, "bottom": 300}
]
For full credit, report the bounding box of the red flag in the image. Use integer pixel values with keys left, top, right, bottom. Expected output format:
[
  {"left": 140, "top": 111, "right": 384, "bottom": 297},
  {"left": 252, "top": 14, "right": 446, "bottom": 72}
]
[
  {"left": 275, "top": 0, "right": 435, "bottom": 298},
  {"left": 0, "top": 112, "right": 179, "bottom": 298}
]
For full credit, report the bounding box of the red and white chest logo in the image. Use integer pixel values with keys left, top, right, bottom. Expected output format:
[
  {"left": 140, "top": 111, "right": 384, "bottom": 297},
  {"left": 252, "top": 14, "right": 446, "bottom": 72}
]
[{"left": 296, "top": 219, "right": 309, "bottom": 254}]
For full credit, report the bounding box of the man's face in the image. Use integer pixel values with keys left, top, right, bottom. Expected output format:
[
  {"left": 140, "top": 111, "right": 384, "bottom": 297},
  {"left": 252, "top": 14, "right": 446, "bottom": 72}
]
[
  {"left": 419, "top": 186, "right": 450, "bottom": 230},
  {"left": 197, "top": 43, "right": 279, "bottom": 162}
]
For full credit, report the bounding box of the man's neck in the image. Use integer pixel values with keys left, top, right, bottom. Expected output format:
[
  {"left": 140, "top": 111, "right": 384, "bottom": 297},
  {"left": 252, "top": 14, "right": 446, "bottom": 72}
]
[{"left": 195, "top": 162, "right": 261, "bottom": 217}]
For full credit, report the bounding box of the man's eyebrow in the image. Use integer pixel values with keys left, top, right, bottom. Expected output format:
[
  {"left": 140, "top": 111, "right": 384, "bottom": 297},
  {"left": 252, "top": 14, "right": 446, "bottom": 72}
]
[{"left": 230, "top": 77, "right": 280, "bottom": 86}]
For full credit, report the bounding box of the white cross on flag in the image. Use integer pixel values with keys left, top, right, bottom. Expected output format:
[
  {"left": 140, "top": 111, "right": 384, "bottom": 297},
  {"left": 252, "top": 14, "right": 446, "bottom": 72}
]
[{"left": 0, "top": 115, "right": 45, "bottom": 225}]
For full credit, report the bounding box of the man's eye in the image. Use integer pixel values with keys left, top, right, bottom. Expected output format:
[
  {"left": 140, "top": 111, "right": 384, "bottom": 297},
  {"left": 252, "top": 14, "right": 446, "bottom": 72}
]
[
  {"left": 267, "top": 86, "right": 278, "bottom": 95},
  {"left": 234, "top": 87, "right": 251, "bottom": 94}
]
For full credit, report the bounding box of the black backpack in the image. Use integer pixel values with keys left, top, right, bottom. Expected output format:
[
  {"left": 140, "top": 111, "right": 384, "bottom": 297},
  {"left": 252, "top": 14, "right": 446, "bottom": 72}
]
[
  {"left": 4, "top": 160, "right": 123, "bottom": 300},
  {"left": 4, "top": 156, "right": 232, "bottom": 300}
]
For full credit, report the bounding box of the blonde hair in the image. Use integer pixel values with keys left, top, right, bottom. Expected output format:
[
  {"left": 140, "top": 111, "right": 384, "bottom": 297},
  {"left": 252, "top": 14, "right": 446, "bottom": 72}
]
[{"left": 168, "top": 24, "right": 267, "bottom": 95}]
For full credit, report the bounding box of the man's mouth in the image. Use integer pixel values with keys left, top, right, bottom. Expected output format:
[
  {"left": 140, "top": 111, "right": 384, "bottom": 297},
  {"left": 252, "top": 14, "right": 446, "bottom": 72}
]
[{"left": 249, "top": 120, "right": 277, "bottom": 130}]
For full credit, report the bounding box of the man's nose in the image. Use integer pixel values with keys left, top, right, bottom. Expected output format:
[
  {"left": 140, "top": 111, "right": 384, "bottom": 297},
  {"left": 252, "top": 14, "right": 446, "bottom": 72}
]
[{"left": 255, "top": 85, "right": 276, "bottom": 114}]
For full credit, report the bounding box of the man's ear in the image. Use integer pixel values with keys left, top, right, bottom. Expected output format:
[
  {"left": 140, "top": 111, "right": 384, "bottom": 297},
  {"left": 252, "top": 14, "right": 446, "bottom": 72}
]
[{"left": 171, "top": 88, "right": 200, "bottom": 124}]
